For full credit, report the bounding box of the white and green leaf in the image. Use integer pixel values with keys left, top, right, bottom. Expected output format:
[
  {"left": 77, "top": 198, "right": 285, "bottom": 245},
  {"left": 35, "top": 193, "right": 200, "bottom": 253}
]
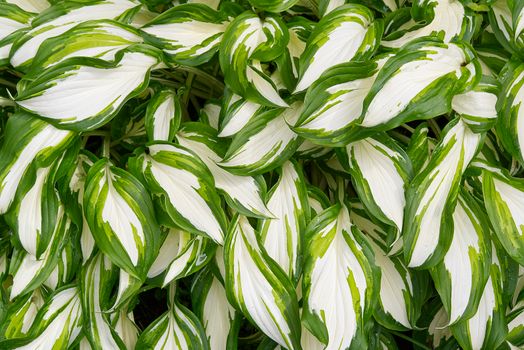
[
  {"left": 295, "top": 4, "right": 382, "bottom": 92},
  {"left": 142, "top": 4, "right": 228, "bottom": 66},
  {"left": 177, "top": 122, "right": 271, "bottom": 218},
  {"left": 360, "top": 39, "right": 480, "bottom": 130},
  {"left": 404, "top": 118, "right": 482, "bottom": 268},
  {"left": 259, "top": 160, "right": 309, "bottom": 282},
  {"left": 302, "top": 204, "right": 377, "bottom": 349},
  {"left": 83, "top": 158, "right": 160, "bottom": 279},
  {"left": 224, "top": 215, "right": 301, "bottom": 350},
  {"left": 128, "top": 142, "right": 228, "bottom": 244},
  {"left": 220, "top": 101, "right": 303, "bottom": 176},
  {"left": 145, "top": 89, "right": 182, "bottom": 142},
  {"left": 16, "top": 45, "right": 162, "bottom": 131}
]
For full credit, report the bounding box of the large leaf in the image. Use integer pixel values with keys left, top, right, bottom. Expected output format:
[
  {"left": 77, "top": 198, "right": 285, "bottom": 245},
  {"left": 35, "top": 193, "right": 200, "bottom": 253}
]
[
  {"left": 29, "top": 19, "right": 143, "bottom": 72},
  {"left": 360, "top": 38, "right": 480, "bottom": 130},
  {"left": 295, "top": 4, "right": 382, "bottom": 92},
  {"left": 0, "top": 112, "right": 75, "bottom": 215},
  {"left": 259, "top": 160, "right": 309, "bottom": 282},
  {"left": 136, "top": 295, "right": 209, "bottom": 349},
  {"left": 497, "top": 60, "right": 524, "bottom": 163},
  {"left": 0, "top": 3, "right": 33, "bottom": 65},
  {"left": 224, "top": 215, "right": 301, "bottom": 349},
  {"left": 219, "top": 11, "right": 289, "bottom": 107},
  {"left": 16, "top": 45, "right": 162, "bottom": 132},
  {"left": 404, "top": 118, "right": 482, "bottom": 268},
  {"left": 142, "top": 4, "right": 229, "bottom": 66},
  {"left": 383, "top": 0, "right": 480, "bottom": 48},
  {"left": 192, "top": 264, "right": 237, "bottom": 350},
  {"left": 83, "top": 158, "right": 160, "bottom": 279},
  {"left": 145, "top": 89, "right": 182, "bottom": 142},
  {"left": 9, "top": 205, "right": 70, "bottom": 299},
  {"left": 79, "top": 253, "right": 125, "bottom": 350},
  {"left": 451, "top": 245, "right": 508, "bottom": 350},
  {"left": 128, "top": 142, "right": 228, "bottom": 244},
  {"left": 293, "top": 59, "right": 385, "bottom": 147},
  {"left": 431, "top": 192, "right": 491, "bottom": 325},
  {"left": 220, "top": 101, "right": 303, "bottom": 175},
  {"left": 176, "top": 122, "right": 271, "bottom": 218},
  {"left": 0, "top": 287, "right": 83, "bottom": 350},
  {"left": 9, "top": 0, "right": 141, "bottom": 70},
  {"left": 483, "top": 168, "right": 524, "bottom": 266},
  {"left": 302, "top": 204, "right": 378, "bottom": 349},
  {"left": 341, "top": 133, "right": 412, "bottom": 234}
]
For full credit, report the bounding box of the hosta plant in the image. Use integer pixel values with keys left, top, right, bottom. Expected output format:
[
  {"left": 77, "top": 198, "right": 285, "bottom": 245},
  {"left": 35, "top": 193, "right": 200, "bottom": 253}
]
[{"left": 0, "top": 0, "right": 524, "bottom": 349}]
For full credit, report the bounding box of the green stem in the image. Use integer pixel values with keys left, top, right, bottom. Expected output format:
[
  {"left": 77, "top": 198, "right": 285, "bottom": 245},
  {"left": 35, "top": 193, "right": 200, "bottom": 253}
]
[
  {"left": 389, "top": 331, "right": 432, "bottom": 350},
  {"left": 389, "top": 130, "right": 411, "bottom": 144},
  {"left": 428, "top": 118, "right": 441, "bottom": 138},
  {"left": 178, "top": 66, "right": 224, "bottom": 92},
  {"left": 102, "top": 136, "right": 111, "bottom": 159},
  {"left": 0, "top": 78, "right": 16, "bottom": 89},
  {"left": 182, "top": 73, "right": 195, "bottom": 107}
]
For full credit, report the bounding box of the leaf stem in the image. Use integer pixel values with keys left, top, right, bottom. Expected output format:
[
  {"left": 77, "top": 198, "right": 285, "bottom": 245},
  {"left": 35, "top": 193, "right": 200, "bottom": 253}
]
[
  {"left": 103, "top": 135, "right": 111, "bottom": 159},
  {"left": 389, "top": 330, "right": 432, "bottom": 350}
]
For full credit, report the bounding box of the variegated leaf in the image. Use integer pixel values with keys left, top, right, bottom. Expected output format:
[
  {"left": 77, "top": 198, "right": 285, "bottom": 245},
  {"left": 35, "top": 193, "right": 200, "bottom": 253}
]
[
  {"left": 404, "top": 118, "right": 482, "bottom": 268},
  {"left": 1, "top": 289, "right": 44, "bottom": 340},
  {"left": 162, "top": 229, "right": 215, "bottom": 286},
  {"left": 112, "top": 309, "right": 139, "bottom": 350},
  {"left": 29, "top": 19, "right": 143, "bottom": 72},
  {"left": 406, "top": 123, "right": 432, "bottom": 175},
  {"left": 145, "top": 89, "right": 182, "bottom": 142},
  {"left": 293, "top": 58, "right": 387, "bottom": 147},
  {"left": 63, "top": 152, "right": 96, "bottom": 262},
  {"left": 9, "top": 0, "right": 142, "bottom": 70},
  {"left": 220, "top": 101, "right": 303, "bottom": 175},
  {"left": 0, "top": 287, "right": 83, "bottom": 350},
  {"left": 349, "top": 200, "right": 401, "bottom": 254},
  {"left": 5, "top": 159, "right": 60, "bottom": 258},
  {"left": 218, "top": 91, "right": 264, "bottom": 138},
  {"left": 5, "top": 0, "right": 50, "bottom": 13},
  {"left": 83, "top": 158, "right": 160, "bottom": 279},
  {"left": 44, "top": 240, "right": 80, "bottom": 291},
  {"left": 383, "top": 0, "right": 479, "bottom": 48},
  {"left": 16, "top": 45, "right": 161, "bottom": 131},
  {"left": 452, "top": 76, "right": 499, "bottom": 133},
  {"left": 80, "top": 252, "right": 126, "bottom": 349},
  {"left": 497, "top": 60, "right": 524, "bottom": 164},
  {"left": 129, "top": 142, "right": 228, "bottom": 244},
  {"left": 295, "top": 4, "right": 382, "bottom": 92},
  {"left": 9, "top": 206, "right": 70, "bottom": 299},
  {"left": 431, "top": 193, "right": 491, "bottom": 325},
  {"left": 0, "top": 112, "right": 75, "bottom": 215},
  {"left": 147, "top": 229, "right": 210, "bottom": 282},
  {"left": 249, "top": 0, "right": 298, "bottom": 12},
  {"left": 176, "top": 122, "right": 271, "bottom": 218},
  {"left": 136, "top": 298, "right": 209, "bottom": 349},
  {"left": 259, "top": 160, "right": 309, "bottom": 282},
  {"left": 197, "top": 101, "right": 220, "bottom": 130},
  {"left": 428, "top": 307, "right": 454, "bottom": 349},
  {"left": 220, "top": 12, "right": 289, "bottom": 107},
  {"left": 142, "top": 4, "right": 228, "bottom": 66},
  {"left": 360, "top": 39, "right": 480, "bottom": 130},
  {"left": 0, "top": 3, "right": 33, "bottom": 65},
  {"left": 342, "top": 134, "right": 412, "bottom": 233},
  {"left": 451, "top": 245, "right": 507, "bottom": 350},
  {"left": 302, "top": 204, "right": 377, "bottom": 349},
  {"left": 224, "top": 215, "right": 301, "bottom": 349},
  {"left": 278, "top": 17, "right": 313, "bottom": 90},
  {"left": 483, "top": 168, "right": 524, "bottom": 266},
  {"left": 489, "top": 0, "right": 522, "bottom": 55},
  {"left": 192, "top": 265, "right": 237, "bottom": 350},
  {"left": 368, "top": 237, "right": 422, "bottom": 330}
]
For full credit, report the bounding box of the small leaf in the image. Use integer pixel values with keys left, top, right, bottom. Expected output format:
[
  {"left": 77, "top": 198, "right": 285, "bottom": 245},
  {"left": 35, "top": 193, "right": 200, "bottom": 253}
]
[{"left": 145, "top": 89, "right": 182, "bottom": 142}]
